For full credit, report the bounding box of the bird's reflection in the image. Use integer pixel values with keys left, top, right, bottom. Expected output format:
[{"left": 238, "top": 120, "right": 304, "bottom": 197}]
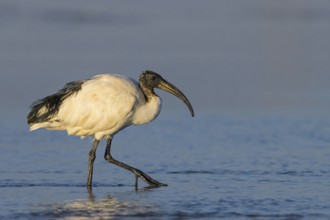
[
  {"left": 49, "top": 190, "right": 157, "bottom": 219},
  {"left": 47, "top": 187, "right": 158, "bottom": 219},
  {"left": 87, "top": 186, "right": 96, "bottom": 202},
  {"left": 19, "top": 186, "right": 159, "bottom": 219}
]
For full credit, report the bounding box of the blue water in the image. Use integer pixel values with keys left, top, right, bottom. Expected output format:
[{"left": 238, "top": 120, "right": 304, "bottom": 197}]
[
  {"left": 2, "top": 0, "right": 330, "bottom": 219},
  {"left": 1, "top": 114, "right": 330, "bottom": 219}
]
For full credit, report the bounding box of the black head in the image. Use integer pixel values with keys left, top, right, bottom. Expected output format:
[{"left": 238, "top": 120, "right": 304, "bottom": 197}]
[
  {"left": 139, "top": 70, "right": 164, "bottom": 89},
  {"left": 139, "top": 70, "right": 194, "bottom": 117}
]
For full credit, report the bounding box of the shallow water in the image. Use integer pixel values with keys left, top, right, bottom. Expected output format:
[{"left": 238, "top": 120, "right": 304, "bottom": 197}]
[
  {"left": 2, "top": 0, "right": 330, "bottom": 219},
  {"left": 1, "top": 114, "right": 330, "bottom": 219}
]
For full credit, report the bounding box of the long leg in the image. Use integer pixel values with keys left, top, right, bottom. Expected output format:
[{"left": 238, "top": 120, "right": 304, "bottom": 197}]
[
  {"left": 87, "top": 139, "right": 100, "bottom": 190},
  {"left": 104, "top": 137, "right": 167, "bottom": 188}
]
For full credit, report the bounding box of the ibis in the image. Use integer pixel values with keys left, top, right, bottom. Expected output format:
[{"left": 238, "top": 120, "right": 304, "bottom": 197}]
[{"left": 27, "top": 70, "right": 194, "bottom": 189}]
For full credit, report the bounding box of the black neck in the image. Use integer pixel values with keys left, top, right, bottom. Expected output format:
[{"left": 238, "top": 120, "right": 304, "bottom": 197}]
[{"left": 139, "top": 81, "right": 156, "bottom": 102}]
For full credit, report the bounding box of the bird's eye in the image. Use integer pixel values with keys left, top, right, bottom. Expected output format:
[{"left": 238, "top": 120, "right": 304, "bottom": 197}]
[{"left": 148, "top": 74, "right": 156, "bottom": 82}]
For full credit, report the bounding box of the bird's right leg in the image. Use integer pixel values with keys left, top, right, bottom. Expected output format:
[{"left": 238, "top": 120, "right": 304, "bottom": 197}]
[
  {"left": 104, "top": 137, "right": 167, "bottom": 188},
  {"left": 87, "top": 139, "right": 100, "bottom": 190}
]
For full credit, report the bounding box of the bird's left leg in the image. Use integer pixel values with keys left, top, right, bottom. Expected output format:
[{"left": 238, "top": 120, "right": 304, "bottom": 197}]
[
  {"left": 87, "top": 139, "right": 100, "bottom": 191},
  {"left": 104, "top": 137, "right": 167, "bottom": 188}
]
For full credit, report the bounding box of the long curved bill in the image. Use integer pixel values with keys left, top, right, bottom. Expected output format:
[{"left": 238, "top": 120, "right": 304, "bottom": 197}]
[{"left": 157, "top": 79, "right": 194, "bottom": 117}]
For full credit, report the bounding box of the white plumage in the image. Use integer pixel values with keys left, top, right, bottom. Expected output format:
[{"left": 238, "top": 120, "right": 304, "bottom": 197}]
[
  {"left": 30, "top": 74, "right": 161, "bottom": 140},
  {"left": 27, "top": 70, "right": 194, "bottom": 189}
]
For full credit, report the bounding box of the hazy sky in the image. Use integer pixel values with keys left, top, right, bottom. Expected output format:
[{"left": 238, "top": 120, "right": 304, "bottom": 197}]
[{"left": 1, "top": 0, "right": 330, "bottom": 126}]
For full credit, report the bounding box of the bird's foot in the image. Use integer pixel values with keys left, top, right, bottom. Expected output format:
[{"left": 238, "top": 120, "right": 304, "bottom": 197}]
[
  {"left": 134, "top": 169, "right": 168, "bottom": 189},
  {"left": 146, "top": 178, "right": 168, "bottom": 188}
]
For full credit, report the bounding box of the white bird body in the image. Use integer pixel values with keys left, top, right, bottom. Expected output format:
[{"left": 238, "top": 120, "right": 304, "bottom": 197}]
[
  {"left": 27, "top": 70, "right": 194, "bottom": 189},
  {"left": 30, "top": 74, "right": 161, "bottom": 140}
]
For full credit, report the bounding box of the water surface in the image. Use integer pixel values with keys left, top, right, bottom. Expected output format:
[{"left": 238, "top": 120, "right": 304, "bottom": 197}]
[
  {"left": 1, "top": 1, "right": 330, "bottom": 219},
  {"left": 1, "top": 114, "right": 330, "bottom": 219}
]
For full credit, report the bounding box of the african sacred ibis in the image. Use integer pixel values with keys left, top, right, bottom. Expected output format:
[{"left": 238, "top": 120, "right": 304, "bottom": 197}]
[{"left": 27, "top": 70, "right": 194, "bottom": 189}]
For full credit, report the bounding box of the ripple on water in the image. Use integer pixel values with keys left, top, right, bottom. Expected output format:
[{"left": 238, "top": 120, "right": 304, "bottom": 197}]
[{"left": 7, "top": 197, "right": 160, "bottom": 220}]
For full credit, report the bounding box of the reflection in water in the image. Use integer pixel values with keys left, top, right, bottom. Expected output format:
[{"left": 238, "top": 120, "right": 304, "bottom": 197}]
[
  {"left": 59, "top": 198, "right": 156, "bottom": 219},
  {"left": 24, "top": 193, "right": 159, "bottom": 219}
]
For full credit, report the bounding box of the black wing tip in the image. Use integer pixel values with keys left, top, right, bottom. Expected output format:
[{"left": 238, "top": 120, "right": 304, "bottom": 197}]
[
  {"left": 27, "top": 109, "right": 36, "bottom": 124},
  {"left": 26, "top": 99, "right": 51, "bottom": 124},
  {"left": 26, "top": 80, "right": 85, "bottom": 125}
]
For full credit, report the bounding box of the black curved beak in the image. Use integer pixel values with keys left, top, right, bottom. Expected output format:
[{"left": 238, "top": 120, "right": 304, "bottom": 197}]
[{"left": 157, "top": 79, "right": 194, "bottom": 117}]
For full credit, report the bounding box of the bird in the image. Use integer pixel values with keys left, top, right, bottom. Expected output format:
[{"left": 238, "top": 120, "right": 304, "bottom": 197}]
[{"left": 27, "top": 70, "right": 194, "bottom": 189}]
